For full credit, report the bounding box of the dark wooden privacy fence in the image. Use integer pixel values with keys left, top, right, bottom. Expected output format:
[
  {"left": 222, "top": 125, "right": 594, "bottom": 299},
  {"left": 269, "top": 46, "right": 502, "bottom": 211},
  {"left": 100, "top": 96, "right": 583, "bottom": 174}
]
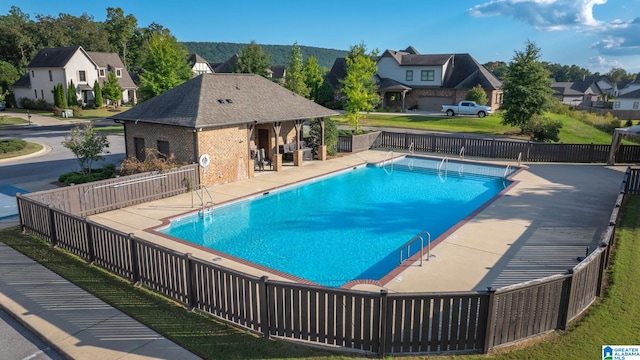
[
  {"left": 15, "top": 165, "right": 639, "bottom": 356},
  {"left": 339, "top": 131, "right": 640, "bottom": 163},
  {"left": 20, "top": 164, "right": 199, "bottom": 217}
]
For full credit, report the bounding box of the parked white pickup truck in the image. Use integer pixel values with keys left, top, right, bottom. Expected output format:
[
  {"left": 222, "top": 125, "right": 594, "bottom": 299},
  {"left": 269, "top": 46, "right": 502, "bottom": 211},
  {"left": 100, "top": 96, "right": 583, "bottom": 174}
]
[{"left": 441, "top": 101, "right": 492, "bottom": 118}]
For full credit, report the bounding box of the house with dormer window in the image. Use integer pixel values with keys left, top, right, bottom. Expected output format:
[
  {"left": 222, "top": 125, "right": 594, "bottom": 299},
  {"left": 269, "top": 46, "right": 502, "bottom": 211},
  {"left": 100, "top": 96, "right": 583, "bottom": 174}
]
[
  {"left": 326, "top": 46, "right": 502, "bottom": 112},
  {"left": 11, "top": 46, "right": 137, "bottom": 108}
]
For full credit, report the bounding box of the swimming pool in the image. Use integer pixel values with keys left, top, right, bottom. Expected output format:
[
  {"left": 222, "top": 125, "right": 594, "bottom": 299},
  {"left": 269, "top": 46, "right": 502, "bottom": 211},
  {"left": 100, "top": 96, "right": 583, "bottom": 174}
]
[{"left": 161, "top": 157, "right": 515, "bottom": 287}]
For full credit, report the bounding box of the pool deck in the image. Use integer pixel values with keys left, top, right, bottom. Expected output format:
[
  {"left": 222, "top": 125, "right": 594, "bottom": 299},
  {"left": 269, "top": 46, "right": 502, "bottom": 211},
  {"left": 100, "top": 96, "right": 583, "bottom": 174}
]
[{"left": 89, "top": 150, "right": 627, "bottom": 293}]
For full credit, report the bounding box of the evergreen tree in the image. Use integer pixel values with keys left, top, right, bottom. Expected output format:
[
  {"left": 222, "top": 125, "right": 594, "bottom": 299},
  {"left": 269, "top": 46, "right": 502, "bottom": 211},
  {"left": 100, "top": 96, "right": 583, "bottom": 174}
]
[
  {"left": 93, "top": 80, "right": 103, "bottom": 107},
  {"left": 233, "top": 40, "right": 271, "bottom": 78},
  {"left": 304, "top": 56, "right": 323, "bottom": 102},
  {"left": 284, "top": 42, "right": 309, "bottom": 97},
  {"left": 317, "top": 78, "right": 335, "bottom": 108},
  {"left": 103, "top": 72, "right": 123, "bottom": 106},
  {"left": 340, "top": 43, "right": 379, "bottom": 133},
  {"left": 68, "top": 80, "right": 78, "bottom": 106},
  {"left": 465, "top": 84, "right": 488, "bottom": 105},
  {"left": 501, "top": 41, "right": 554, "bottom": 133},
  {"left": 138, "top": 31, "right": 192, "bottom": 101}
]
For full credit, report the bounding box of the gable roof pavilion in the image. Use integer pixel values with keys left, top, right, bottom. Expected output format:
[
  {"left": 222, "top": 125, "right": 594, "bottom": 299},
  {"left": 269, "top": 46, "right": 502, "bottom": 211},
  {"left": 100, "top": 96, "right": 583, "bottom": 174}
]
[{"left": 108, "top": 73, "right": 338, "bottom": 128}]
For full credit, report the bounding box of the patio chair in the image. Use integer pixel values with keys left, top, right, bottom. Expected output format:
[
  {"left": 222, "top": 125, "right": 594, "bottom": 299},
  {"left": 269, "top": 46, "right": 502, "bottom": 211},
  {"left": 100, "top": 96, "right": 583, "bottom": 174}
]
[{"left": 255, "top": 148, "right": 271, "bottom": 171}]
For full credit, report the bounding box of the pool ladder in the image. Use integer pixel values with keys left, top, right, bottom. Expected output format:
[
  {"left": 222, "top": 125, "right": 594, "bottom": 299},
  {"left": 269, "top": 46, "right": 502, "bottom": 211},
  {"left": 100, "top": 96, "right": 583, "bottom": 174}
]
[
  {"left": 192, "top": 185, "right": 214, "bottom": 215},
  {"left": 399, "top": 231, "right": 432, "bottom": 267}
]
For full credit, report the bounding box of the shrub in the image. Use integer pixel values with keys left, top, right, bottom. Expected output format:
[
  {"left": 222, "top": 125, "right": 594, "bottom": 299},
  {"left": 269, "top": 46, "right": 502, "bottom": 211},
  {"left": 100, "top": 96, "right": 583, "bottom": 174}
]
[
  {"left": 625, "top": 119, "right": 634, "bottom": 127},
  {"left": 308, "top": 118, "right": 338, "bottom": 156},
  {"left": 70, "top": 105, "right": 83, "bottom": 117},
  {"left": 0, "top": 138, "right": 27, "bottom": 153},
  {"left": 523, "top": 114, "right": 562, "bottom": 142},
  {"left": 119, "top": 148, "right": 183, "bottom": 176},
  {"left": 20, "top": 98, "right": 53, "bottom": 111},
  {"left": 58, "top": 163, "right": 116, "bottom": 185}
]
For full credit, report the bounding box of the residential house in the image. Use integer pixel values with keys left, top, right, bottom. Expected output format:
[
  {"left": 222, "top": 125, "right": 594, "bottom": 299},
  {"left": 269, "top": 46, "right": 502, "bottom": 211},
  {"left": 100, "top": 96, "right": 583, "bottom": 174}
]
[
  {"left": 326, "top": 46, "right": 503, "bottom": 112},
  {"left": 188, "top": 53, "right": 214, "bottom": 76},
  {"left": 551, "top": 75, "right": 613, "bottom": 107},
  {"left": 11, "top": 46, "right": 136, "bottom": 107},
  {"left": 107, "top": 73, "right": 338, "bottom": 186},
  {"left": 615, "top": 75, "right": 640, "bottom": 97},
  {"left": 613, "top": 88, "right": 640, "bottom": 111}
]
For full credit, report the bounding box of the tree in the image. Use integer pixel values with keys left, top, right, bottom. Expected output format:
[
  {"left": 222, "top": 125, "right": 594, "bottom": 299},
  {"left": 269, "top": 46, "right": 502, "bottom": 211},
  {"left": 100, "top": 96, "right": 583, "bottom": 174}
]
[
  {"left": 304, "top": 56, "right": 323, "bottom": 102},
  {"left": 62, "top": 123, "right": 110, "bottom": 175},
  {"left": 53, "top": 83, "right": 67, "bottom": 108},
  {"left": 0, "top": 60, "right": 19, "bottom": 95},
  {"left": 465, "top": 84, "right": 488, "bottom": 105},
  {"left": 606, "top": 67, "right": 635, "bottom": 82},
  {"left": 93, "top": 80, "right": 103, "bottom": 108},
  {"left": 137, "top": 32, "right": 192, "bottom": 101},
  {"left": 309, "top": 118, "right": 338, "bottom": 156},
  {"left": 284, "top": 41, "right": 309, "bottom": 97},
  {"left": 501, "top": 41, "right": 555, "bottom": 137},
  {"left": 104, "top": 7, "right": 137, "bottom": 68},
  {"left": 340, "top": 43, "right": 379, "bottom": 133},
  {"left": 317, "top": 78, "right": 335, "bottom": 108},
  {"left": 102, "top": 72, "right": 123, "bottom": 106},
  {"left": 484, "top": 61, "right": 508, "bottom": 80},
  {"left": 67, "top": 80, "right": 78, "bottom": 106},
  {"left": 233, "top": 40, "right": 271, "bottom": 78}
]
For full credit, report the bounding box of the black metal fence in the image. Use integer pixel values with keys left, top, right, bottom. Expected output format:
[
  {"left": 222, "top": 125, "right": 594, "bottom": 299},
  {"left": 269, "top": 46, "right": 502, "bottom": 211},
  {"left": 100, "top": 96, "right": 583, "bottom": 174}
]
[
  {"left": 15, "top": 162, "right": 639, "bottom": 356},
  {"left": 338, "top": 131, "right": 640, "bottom": 163}
]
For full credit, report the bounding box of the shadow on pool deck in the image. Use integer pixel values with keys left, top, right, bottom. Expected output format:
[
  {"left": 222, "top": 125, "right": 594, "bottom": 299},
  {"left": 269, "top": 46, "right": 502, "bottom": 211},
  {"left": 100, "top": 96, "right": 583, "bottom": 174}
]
[{"left": 88, "top": 151, "right": 628, "bottom": 293}]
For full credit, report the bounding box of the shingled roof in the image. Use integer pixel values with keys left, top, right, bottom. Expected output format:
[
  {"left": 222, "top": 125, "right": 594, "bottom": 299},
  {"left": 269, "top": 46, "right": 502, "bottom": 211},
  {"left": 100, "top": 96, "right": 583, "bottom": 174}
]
[
  {"left": 86, "top": 51, "right": 137, "bottom": 89},
  {"left": 27, "top": 46, "right": 94, "bottom": 68},
  {"left": 108, "top": 73, "right": 338, "bottom": 128}
]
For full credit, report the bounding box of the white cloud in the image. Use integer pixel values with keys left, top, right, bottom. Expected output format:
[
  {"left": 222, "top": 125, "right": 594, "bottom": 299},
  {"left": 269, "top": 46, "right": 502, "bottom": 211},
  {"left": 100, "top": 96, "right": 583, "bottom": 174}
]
[
  {"left": 588, "top": 55, "right": 624, "bottom": 73},
  {"left": 592, "top": 18, "right": 640, "bottom": 55},
  {"left": 468, "top": 0, "right": 607, "bottom": 30}
]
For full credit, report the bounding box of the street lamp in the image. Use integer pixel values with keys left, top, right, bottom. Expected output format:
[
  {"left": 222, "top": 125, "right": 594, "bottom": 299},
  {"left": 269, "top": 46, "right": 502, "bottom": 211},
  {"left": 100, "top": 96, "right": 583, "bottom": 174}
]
[{"left": 27, "top": 110, "right": 31, "bottom": 125}]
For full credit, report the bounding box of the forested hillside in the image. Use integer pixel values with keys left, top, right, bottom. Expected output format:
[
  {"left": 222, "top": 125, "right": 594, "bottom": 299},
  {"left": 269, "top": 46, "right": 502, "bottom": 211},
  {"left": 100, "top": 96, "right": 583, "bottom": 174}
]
[{"left": 182, "top": 42, "right": 347, "bottom": 69}]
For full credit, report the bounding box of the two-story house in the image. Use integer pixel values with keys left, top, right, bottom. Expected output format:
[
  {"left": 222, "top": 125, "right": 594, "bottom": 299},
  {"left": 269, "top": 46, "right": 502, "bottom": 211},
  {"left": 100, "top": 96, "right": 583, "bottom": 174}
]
[
  {"left": 551, "top": 75, "right": 614, "bottom": 107},
  {"left": 326, "top": 46, "right": 502, "bottom": 112},
  {"left": 188, "top": 53, "right": 215, "bottom": 77},
  {"left": 12, "top": 46, "right": 137, "bottom": 108}
]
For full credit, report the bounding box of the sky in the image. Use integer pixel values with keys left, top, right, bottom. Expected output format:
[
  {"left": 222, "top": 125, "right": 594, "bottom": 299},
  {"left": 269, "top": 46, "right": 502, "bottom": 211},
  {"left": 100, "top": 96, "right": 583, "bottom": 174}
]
[{"left": 3, "top": 0, "right": 640, "bottom": 73}]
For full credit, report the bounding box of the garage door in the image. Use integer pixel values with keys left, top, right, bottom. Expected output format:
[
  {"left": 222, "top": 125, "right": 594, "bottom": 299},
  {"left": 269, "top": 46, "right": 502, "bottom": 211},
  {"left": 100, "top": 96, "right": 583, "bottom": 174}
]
[{"left": 418, "top": 97, "right": 453, "bottom": 111}]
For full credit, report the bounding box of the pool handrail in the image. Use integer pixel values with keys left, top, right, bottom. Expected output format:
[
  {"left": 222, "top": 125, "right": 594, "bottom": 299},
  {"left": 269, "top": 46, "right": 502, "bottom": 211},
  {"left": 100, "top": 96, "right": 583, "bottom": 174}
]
[{"left": 399, "top": 231, "right": 431, "bottom": 267}]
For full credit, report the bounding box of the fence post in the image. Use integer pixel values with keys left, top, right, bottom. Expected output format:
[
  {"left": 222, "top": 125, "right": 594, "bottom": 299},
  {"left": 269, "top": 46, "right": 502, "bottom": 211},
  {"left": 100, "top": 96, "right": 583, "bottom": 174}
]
[
  {"left": 16, "top": 194, "right": 25, "bottom": 232},
  {"left": 378, "top": 289, "right": 389, "bottom": 357},
  {"left": 185, "top": 253, "right": 197, "bottom": 310},
  {"left": 483, "top": 287, "right": 497, "bottom": 353},
  {"left": 259, "top": 276, "right": 270, "bottom": 339},
  {"left": 128, "top": 233, "right": 141, "bottom": 284},
  {"left": 560, "top": 269, "right": 574, "bottom": 330},
  {"left": 85, "top": 219, "right": 95, "bottom": 263},
  {"left": 48, "top": 205, "right": 58, "bottom": 247}
]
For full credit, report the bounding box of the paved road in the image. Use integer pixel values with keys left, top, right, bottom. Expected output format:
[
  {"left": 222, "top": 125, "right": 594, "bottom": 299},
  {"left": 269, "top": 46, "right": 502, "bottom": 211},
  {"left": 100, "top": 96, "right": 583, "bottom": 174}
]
[{"left": 0, "top": 113, "right": 124, "bottom": 360}]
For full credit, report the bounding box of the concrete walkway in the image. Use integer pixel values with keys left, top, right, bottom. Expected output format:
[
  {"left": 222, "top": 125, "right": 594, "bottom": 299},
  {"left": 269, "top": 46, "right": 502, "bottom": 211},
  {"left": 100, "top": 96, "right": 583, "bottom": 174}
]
[{"left": 0, "top": 241, "right": 201, "bottom": 360}]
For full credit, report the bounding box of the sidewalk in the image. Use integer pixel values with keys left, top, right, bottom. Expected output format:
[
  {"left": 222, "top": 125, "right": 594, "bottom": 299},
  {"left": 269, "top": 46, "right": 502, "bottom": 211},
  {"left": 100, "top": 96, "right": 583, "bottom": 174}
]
[{"left": 0, "top": 240, "right": 201, "bottom": 360}]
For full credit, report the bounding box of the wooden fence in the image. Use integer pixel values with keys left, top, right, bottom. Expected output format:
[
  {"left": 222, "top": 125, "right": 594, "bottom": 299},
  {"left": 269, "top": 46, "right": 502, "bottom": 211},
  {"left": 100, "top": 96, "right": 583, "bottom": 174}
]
[
  {"left": 338, "top": 131, "right": 640, "bottom": 163},
  {"left": 19, "top": 164, "right": 199, "bottom": 217},
  {"left": 15, "top": 163, "right": 639, "bottom": 356}
]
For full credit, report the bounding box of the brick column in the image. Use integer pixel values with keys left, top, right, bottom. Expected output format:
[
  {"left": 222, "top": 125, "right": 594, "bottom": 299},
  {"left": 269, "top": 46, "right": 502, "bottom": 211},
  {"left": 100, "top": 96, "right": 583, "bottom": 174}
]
[
  {"left": 272, "top": 153, "right": 283, "bottom": 171},
  {"left": 293, "top": 150, "right": 304, "bottom": 166},
  {"left": 318, "top": 145, "right": 327, "bottom": 161}
]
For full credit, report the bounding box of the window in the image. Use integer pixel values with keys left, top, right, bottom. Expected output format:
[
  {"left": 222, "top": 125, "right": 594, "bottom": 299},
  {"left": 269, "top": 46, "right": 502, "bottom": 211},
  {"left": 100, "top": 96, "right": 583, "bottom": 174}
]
[
  {"left": 116, "top": 68, "right": 122, "bottom": 77},
  {"left": 157, "top": 140, "right": 170, "bottom": 159},
  {"left": 34, "top": 89, "right": 38, "bottom": 99},
  {"left": 634, "top": 102, "right": 639, "bottom": 110},
  {"left": 99, "top": 68, "right": 105, "bottom": 77},
  {"left": 78, "top": 70, "right": 86, "bottom": 82},
  {"left": 48, "top": 70, "right": 53, "bottom": 81},
  {"left": 41, "top": 90, "right": 44, "bottom": 99},
  {"left": 614, "top": 101, "right": 620, "bottom": 109},
  {"left": 405, "top": 70, "right": 413, "bottom": 82},
  {"left": 134, "top": 137, "right": 145, "bottom": 162},
  {"left": 421, "top": 70, "right": 435, "bottom": 81}
]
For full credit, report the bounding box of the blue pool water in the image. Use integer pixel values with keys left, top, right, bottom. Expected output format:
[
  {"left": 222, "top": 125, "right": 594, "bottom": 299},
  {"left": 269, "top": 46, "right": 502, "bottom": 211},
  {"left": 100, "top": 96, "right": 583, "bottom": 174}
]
[
  {"left": 161, "top": 157, "right": 514, "bottom": 287},
  {"left": 0, "top": 185, "right": 29, "bottom": 220}
]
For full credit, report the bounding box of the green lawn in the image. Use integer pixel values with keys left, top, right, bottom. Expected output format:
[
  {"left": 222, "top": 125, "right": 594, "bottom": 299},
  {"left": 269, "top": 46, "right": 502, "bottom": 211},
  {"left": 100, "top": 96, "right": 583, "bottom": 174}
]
[
  {"left": 0, "top": 114, "right": 29, "bottom": 126},
  {"left": 332, "top": 112, "right": 623, "bottom": 144},
  {"left": 1, "top": 196, "right": 639, "bottom": 359},
  {"left": 0, "top": 141, "right": 43, "bottom": 160}
]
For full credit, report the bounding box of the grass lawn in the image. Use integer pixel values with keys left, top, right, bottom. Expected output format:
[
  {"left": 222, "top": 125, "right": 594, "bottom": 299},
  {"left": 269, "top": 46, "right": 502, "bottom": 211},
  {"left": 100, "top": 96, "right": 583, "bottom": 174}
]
[
  {"left": 0, "top": 114, "right": 29, "bottom": 126},
  {"left": 1, "top": 195, "right": 639, "bottom": 359},
  {"left": 0, "top": 141, "right": 43, "bottom": 160},
  {"left": 331, "top": 112, "right": 624, "bottom": 145},
  {"left": 96, "top": 125, "right": 124, "bottom": 135},
  {"left": 6, "top": 107, "right": 130, "bottom": 121}
]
